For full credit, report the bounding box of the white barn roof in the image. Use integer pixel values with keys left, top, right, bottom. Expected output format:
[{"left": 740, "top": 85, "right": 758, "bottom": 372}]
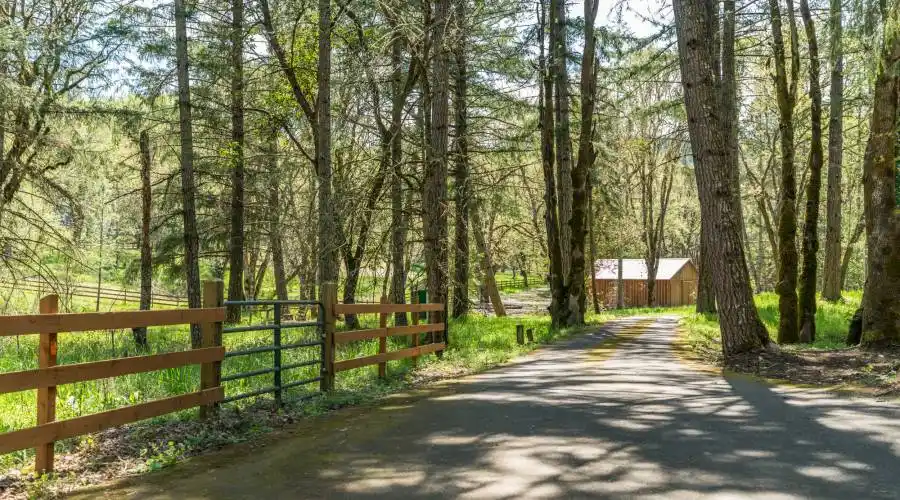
[{"left": 593, "top": 258, "right": 692, "bottom": 280}]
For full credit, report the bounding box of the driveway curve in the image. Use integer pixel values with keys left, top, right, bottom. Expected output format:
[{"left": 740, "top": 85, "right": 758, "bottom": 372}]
[{"left": 78, "top": 317, "right": 900, "bottom": 499}]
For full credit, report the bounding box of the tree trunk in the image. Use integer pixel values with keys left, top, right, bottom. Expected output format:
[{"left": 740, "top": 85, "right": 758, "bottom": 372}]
[
  {"left": 696, "top": 220, "right": 717, "bottom": 313},
  {"left": 550, "top": 0, "right": 573, "bottom": 286},
  {"left": 133, "top": 130, "right": 152, "bottom": 348},
  {"left": 316, "top": 0, "right": 338, "bottom": 293},
  {"left": 259, "top": 0, "right": 334, "bottom": 301},
  {"left": 424, "top": 0, "right": 451, "bottom": 345},
  {"left": 341, "top": 156, "right": 387, "bottom": 329},
  {"left": 588, "top": 170, "right": 600, "bottom": 314},
  {"left": 538, "top": 0, "right": 565, "bottom": 326},
  {"left": 822, "top": 0, "right": 844, "bottom": 302},
  {"left": 226, "top": 0, "right": 246, "bottom": 323},
  {"left": 451, "top": 0, "right": 471, "bottom": 318},
  {"left": 174, "top": 0, "right": 202, "bottom": 348},
  {"left": 563, "top": 0, "right": 599, "bottom": 326},
  {"left": 386, "top": 9, "right": 411, "bottom": 326},
  {"left": 769, "top": 0, "right": 800, "bottom": 344},
  {"left": 472, "top": 206, "right": 506, "bottom": 316},
  {"left": 617, "top": 257, "right": 624, "bottom": 309},
  {"left": 860, "top": 22, "right": 900, "bottom": 346},
  {"left": 673, "top": 0, "right": 770, "bottom": 356},
  {"left": 798, "top": 0, "right": 824, "bottom": 343},
  {"left": 722, "top": 0, "right": 740, "bottom": 206},
  {"left": 646, "top": 265, "right": 657, "bottom": 307},
  {"left": 268, "top": 127, "right": 288, "bottom": 302}
]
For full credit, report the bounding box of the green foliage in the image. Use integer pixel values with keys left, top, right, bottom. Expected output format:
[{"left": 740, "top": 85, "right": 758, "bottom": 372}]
[
  {"left": 681, "top": 292, "right": 863, "bottom": 358},
  {"left": 140, "top": 441, "right": 187, "bottom": 472},
  {"left": 0, "top": 300, "right": 691, "bottom": 474}
]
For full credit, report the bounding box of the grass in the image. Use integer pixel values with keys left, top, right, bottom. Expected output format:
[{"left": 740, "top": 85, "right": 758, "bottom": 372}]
[
  {"left": 679, "top": 291, "right": 863, "bottom": 364},
  {"left": 0, "top": 296, "right": 691, "bottom": 475}
]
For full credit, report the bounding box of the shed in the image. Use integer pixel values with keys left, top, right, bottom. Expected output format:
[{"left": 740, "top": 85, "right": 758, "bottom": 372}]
[{"left": 593, "top": 258, "right": 698, "bottom": 307}]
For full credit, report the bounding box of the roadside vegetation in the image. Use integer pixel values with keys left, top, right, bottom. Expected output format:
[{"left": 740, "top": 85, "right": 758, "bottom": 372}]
[
  {"left": 679, "top": 292, "right": 900, "bottom": 397},
  {"left": 0, "top": 302, "right": 685, "bottom": 497}
]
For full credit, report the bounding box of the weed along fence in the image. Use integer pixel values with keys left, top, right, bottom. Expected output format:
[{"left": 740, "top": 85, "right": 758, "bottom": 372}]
[
  {"left": 0, "top": 281, "right": 446, "bottom": 475},
  {"left": 0, "top": 282, "right": 227, "bottom": 475},
  {"left": 220, "top": 298, "right": 324, "bottom": 406},
  {"left": 323, "top": 283, "right": 447, "bottom": 386}
]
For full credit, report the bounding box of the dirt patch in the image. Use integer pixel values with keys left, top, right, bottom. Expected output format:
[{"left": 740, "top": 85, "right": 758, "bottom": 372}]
[
  {"left": 723, "top": 346, "right": 900, "bottom": 397},
  {"left": 0, "top": 401, "right": 324, "bottom": 499}
]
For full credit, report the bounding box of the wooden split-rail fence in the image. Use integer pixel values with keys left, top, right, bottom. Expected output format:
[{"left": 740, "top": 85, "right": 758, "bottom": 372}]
[
  {"left": 0, "top": 277, "right": 187, "bottom": 308},
  {"left": 0, "top": 281, "right": 445, "bottom": 475}
]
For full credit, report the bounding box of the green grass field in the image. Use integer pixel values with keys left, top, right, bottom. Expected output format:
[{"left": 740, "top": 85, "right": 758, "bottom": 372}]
[
  {"left": 0, "top": 295, "right": 692, "bottom": 472},
  {"left": 679, "top": 291, "right": 863, "bottom": 363}
]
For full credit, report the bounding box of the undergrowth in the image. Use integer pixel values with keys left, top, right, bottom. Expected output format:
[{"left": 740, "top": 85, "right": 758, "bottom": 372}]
[
  {"left": 679, "top": 291, "right": 863, "bottom": 365},
  {"left": 0, "top": 301, "right": 689, "bottom": 480}
]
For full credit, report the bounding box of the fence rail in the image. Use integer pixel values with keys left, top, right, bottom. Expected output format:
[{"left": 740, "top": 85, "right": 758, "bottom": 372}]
[
  {"left": 0, "top": 285, "right": 226, "bottom": 474},
  {"left": 324, "top": 284, "right": 445, "bottom": 385},
  {"left": 0, "top": 281, "right": 447, "bottom": 476},
  {"left": 1, "top": 278, "right": 186, "bottom": 308}
]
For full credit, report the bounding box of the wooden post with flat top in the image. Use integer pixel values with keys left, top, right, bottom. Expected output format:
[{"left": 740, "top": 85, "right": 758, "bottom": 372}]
[
  {"left": 321, "top": 283, "right": 337, "bottom": 391},
  {"left": 410, "top": 292, "right": 420, "bottom": 367},
  {"left": 36, "top": 294, "right": 59, "bottom": 475},
  {"left": 199, "top": 280, "right": 223, "bottom": 419},
  {"left": 378, "top": 295, "right": 388, "bottom": 378}
]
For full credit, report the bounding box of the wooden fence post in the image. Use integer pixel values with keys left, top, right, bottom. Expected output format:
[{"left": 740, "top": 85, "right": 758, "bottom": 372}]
[
  {"left": 321, "top": 283, "right": 337, "bottom": 392},
  {"left": 516, "top": 324, "right": 525, "bottom": 345},
  {"left": 378, "top": 295, "right": 388, "bottom": 378},
  {"left": 36, "top": 294, "right": 59, "bottom": 475},
  {"left": 526, "top": 328, "right": 534, "bottom": 343},
  {"left": 200, "top": 280, "right": 223, "bottom": 419},
  {"left": 410, "top": 292, "right": 420, "bottom": 368}
]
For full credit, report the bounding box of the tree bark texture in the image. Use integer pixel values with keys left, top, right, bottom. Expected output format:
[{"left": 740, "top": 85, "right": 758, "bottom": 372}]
[
  {"left": 822, "top": 0, "right": 844, "bottom": 302},
  {"left": 550, "top": 0, "right": 573, "bottom": 285},
  {"left": 174, "top": 0, "right": 202, "bottom": 348},
  {"left": 227, "top": 0, "right": 246, "bottom": 323},
  {"left": 798, "top": 0, "right": 824, "bottom": 343},
  {"left": 538, "top": 0, "right": 565, "bottom": 326},
  {"left": 134, "top": 130, "right": 152, "bottom": 348},
  {"left": 472, "top": 205, "right": 506, "bottom": 316},
  {"left": 268, "top": 127, "right": 288, "bottom": 302},
  {"left": 384, "top": 7, "right": 415, "bottom": 326},
  {"left": 696, "top": 219, "right": 717, "bottom": 313},
  {"left": 451, "top": 0, "right": 471, "bottom": 318},
  {"left": 588, "top": 170, "right": 600, "bottom": 314},
  {"left": 564, "top": 0, "right": 599, "bottom": 325},
  {"left": 673, "top": 0, "right": 770, "bottom": 356},
  {"left": 424, "top": 0, "right": 452, "bottom": 343},
  {"left": 769, "top": 0, "right": 801, "bottom": 344},
  {"left": 860, "top": 18, "right": 900, "bottom": 346},
  {"left": 316, "top": 0, "right": 338, "bottom": 293}
]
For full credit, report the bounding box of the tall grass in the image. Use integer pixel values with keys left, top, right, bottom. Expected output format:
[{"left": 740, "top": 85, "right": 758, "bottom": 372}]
[
  {"left": 0, "top": 298, "right": 691, "bottom": 471},
  {"left": 680, "top": 292, "right": 863, "bottom": 358}
]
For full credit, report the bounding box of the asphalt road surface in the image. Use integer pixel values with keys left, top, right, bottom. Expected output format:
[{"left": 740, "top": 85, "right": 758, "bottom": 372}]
[{"left": 79, "top": 317, "right": 900, "bottom": 499}]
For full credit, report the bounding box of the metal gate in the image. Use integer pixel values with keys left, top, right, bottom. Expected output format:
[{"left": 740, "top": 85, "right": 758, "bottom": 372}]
[{"left": 221, "top": 299, "right": 324, "bottom": 406}]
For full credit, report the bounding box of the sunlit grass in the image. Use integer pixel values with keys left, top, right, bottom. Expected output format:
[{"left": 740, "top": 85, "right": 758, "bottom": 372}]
[
  {"left": 0, "top": 298, "right": 692, "bottom": 471},
  {"left": 679, "top": 291, "right": 863, "bottom": 363}
]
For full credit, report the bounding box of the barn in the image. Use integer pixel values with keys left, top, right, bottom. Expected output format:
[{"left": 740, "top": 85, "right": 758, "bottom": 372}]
[{"left": 593, "top": 258, "right": 698, "bottom": 307}]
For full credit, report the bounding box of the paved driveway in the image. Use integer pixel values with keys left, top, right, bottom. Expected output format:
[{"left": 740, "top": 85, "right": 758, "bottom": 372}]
[{"left": 78, "top": 317, "right": 900, "bottom": 499}]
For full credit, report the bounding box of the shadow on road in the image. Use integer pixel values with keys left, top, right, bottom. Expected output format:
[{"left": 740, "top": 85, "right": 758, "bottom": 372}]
[{"left": 83, "top": 318, "right": 900, "bottom": 499}]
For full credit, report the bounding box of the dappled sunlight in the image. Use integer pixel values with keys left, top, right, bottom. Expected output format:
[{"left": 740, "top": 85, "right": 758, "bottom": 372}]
[
  {"left": 82, "top": 316, "right": 900, "bottom": 499},
  {"left": 303, "top": 317, "right": 900, "bottom": 498}
]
